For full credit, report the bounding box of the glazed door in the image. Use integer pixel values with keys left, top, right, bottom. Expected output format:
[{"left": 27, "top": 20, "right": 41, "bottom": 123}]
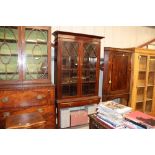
[
  {"left": 135, "top": 55, "right": 155, "bottom": 115},
  {"left": 58, "top": 40, "right": 80, "bottom": 98},
  {"left": 81, "top": 42, "right": 100, "bottom": 96},
  {"left": 0, "top": 26, "right": 21, "bottom": 84},
  {"left": 108, "top": 52, "right": 131, "bottom": 95},
  {"left": 22, "top": 26, "right": 51, "bottom": 84}
]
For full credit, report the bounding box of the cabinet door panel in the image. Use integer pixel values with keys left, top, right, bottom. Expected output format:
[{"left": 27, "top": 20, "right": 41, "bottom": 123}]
[
  {"left": 0, "top": 26, "right": 20, "bottom": 82},
  {"left": 109, "top": 52, "right": 131, "bottom": 95},
  {"left": 22, "top": 27, "right": 51, "bottom": 83},
  {"left": 60, "top": 41, "right": 79, "bottom": 98},
  {"left": 82, "top": 42, "right": 99, "bottom": 96}
]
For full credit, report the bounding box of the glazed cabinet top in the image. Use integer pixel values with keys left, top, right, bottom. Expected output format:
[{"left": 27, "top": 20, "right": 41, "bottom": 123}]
[
  {"left": 0, "top": 26, "right": 52, "bottom": 86},
  {"left": 53, "top": 31, "right": 104, "bottom": 100}
]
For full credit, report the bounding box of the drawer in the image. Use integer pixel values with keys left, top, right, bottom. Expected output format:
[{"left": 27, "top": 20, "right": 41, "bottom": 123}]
[
  {"left": 0, "top": 87, "right": 55, "bottom": 109},
  {"left": 0, "top": 105, "right": 56, "bottom": 129}
]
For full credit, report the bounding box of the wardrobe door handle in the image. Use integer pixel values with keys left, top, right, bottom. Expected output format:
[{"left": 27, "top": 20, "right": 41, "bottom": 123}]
[{"left": 1, "top": 97, "right": 9, "bottom": 103}]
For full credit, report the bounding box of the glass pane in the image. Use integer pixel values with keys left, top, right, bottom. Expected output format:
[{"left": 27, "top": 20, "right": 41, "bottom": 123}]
[
  {"left": 148, "top": 72, "right": 154, "bottom": 85},
  {"left": 25, "top": 29, "right": 47, "bottom": 42},
  {"left": 0, "top": 27, "right": 19, "bottom": 81},
  {"left": 137, "top": 72, "right": 146, "bottom": 86},
  {"left": 149, "top": 56, "right": 155, "bottom": 72},
  {"left": 82, "top": 43, "right": 97, "bottom": 95},
  {"left": 62, "top": 42, "right": 78, "bottom": 69},
  {"left": 62, "top": 84, "right": 77, "bottom": 97},
  {"left": 145, "top": 101, "right": 152, "bottom": 112},
  {"left": 24, "top": 28, "right": 48, "bottom": 80},
  {"left": 61, "top": 41, "right": 79, "bottom": 97},
  {"left": 139, "top": 56, "right": 147, "bottom": 71},
  {"left": 136, "top": 87, "right": 144, "bottom": 102},
  {"left": 136, "top": 102, "right": 143, "bottom": 112},
  {"left": 82, "top": 83, "right": 95, "bottom": 95},
  {"left": 147, "top": 86, "right": 153, "bottom": 100}
]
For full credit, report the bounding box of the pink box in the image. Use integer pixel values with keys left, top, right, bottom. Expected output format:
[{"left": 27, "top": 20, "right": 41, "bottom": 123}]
[{"left": 70, "top": 110, "right": 88, "bottom": 127}]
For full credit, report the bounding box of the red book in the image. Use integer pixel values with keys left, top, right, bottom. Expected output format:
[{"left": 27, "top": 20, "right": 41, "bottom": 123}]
[{"left": 124, "top": 111, "right": 155, "bottom": 129}]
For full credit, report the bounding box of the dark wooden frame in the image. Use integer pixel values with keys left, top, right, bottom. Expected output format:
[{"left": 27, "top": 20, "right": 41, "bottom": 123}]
[{"left": 53, "top": 31, "right": 104, "bottom": 128}]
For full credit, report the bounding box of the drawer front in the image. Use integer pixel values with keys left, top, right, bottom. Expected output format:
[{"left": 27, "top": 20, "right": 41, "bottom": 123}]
[
  {"left": 59, "top": 98, "right": 100, "bottom": 108},
  {"left": 0, "top": 105, "right": 56, "bottom": 129},
  {"left": 0, "top": 87, "right": 55, "bottom": 109}
]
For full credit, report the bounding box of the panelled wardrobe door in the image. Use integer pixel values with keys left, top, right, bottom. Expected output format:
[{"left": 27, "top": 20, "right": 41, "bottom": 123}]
[
  {"left": 103, "top": 47, "right": 132, "bottom": 105},
  {"left": 22, "top": 26, "right": 51, "bottom": 84},
  {"left": 0, "top": 26, "right": 22, "bottom": 85}
]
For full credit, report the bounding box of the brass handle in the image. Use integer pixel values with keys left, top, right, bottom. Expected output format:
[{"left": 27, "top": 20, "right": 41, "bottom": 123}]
[
  {"left": 38, "top": 108, "right": 44, "bottom": 113},
  {"left": 109, "top": 80, "right": 112, "bottom": 84},
  {"left": 1, "top": 97, "right": 9, "bottom": 103},
  {"left": 36, "top": 95, "right": 43, "bottom": 100},
  {"left": 3, "top": 112, "right": 10, "bottom": 118}
]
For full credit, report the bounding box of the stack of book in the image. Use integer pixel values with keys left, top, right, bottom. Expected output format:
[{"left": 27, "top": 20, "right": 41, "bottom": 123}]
[
  {"left": 124, "top": 111, "right": 155, "bottom": 129},
  {"left": 96, "top": 101, "right": 132, "bottom": 128}
]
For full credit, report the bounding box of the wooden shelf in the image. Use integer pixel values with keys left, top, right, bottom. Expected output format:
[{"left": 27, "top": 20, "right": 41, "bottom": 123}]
[
  {"left": 61, "top": 82, "right": 77, "bottom": 85},
  {"left": 149, "top": 70, "right": 155, "bottom": 72},
  {"left": 0, "top": 39, "right": 17, "bottom": 43},
  {"left": 0, "top": 53, "right": 18, "bottom": 56},
  {"left": 146, "top": 98, "right": 153, "bottom": 101},
  {"left": 82, "top": 81, "right": 96, "bottom": 83},
  {"left": 138, "top": 70, "right": 146, "bottom": 72},
  {"left": 26, "top": 40, "right": 47, "bottom": 45},
  {"left": 26, "top": 72, "right": 48, "bottom": 74},
  {"left": 0, "top": 72, "right": 18, "bottom": 75},
  {"left": 26, "top": 54, "right": 48, "bottom": 57},
  {"left": 62, "top": 68, "right": 78, "bottom": 71},
  {"left": 82, "top": 68, "right": 96, "bottom": 71},
  {"left": 137, "top": 85, "right": 145, "bottom": 88}
]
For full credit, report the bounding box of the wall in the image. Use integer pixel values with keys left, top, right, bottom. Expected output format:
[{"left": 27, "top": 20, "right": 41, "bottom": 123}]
[{"left": 51, "top": 26, "right": 155, "bottom": 97}]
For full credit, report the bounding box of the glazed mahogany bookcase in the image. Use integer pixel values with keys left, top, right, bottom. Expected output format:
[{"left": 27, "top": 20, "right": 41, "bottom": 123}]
[
  {"left": 0, "top": 26, "right": 55, "bottom": 128},
  {"left": 53, "top": 31, "right": 104, "bottom": 128}
]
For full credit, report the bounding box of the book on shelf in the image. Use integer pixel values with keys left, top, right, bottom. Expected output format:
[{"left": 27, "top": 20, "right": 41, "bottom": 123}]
[
  {"left": 124, "top": 111, "right": 155, "bottom": 129},
  {"left": 97, "top": 101, "right": 132, "bottom": 115}
]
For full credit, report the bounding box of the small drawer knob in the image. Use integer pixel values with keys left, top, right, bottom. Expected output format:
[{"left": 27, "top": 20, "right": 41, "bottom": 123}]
[{"left": 1, "top": 97, "right": 9, "bottom": 103}]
